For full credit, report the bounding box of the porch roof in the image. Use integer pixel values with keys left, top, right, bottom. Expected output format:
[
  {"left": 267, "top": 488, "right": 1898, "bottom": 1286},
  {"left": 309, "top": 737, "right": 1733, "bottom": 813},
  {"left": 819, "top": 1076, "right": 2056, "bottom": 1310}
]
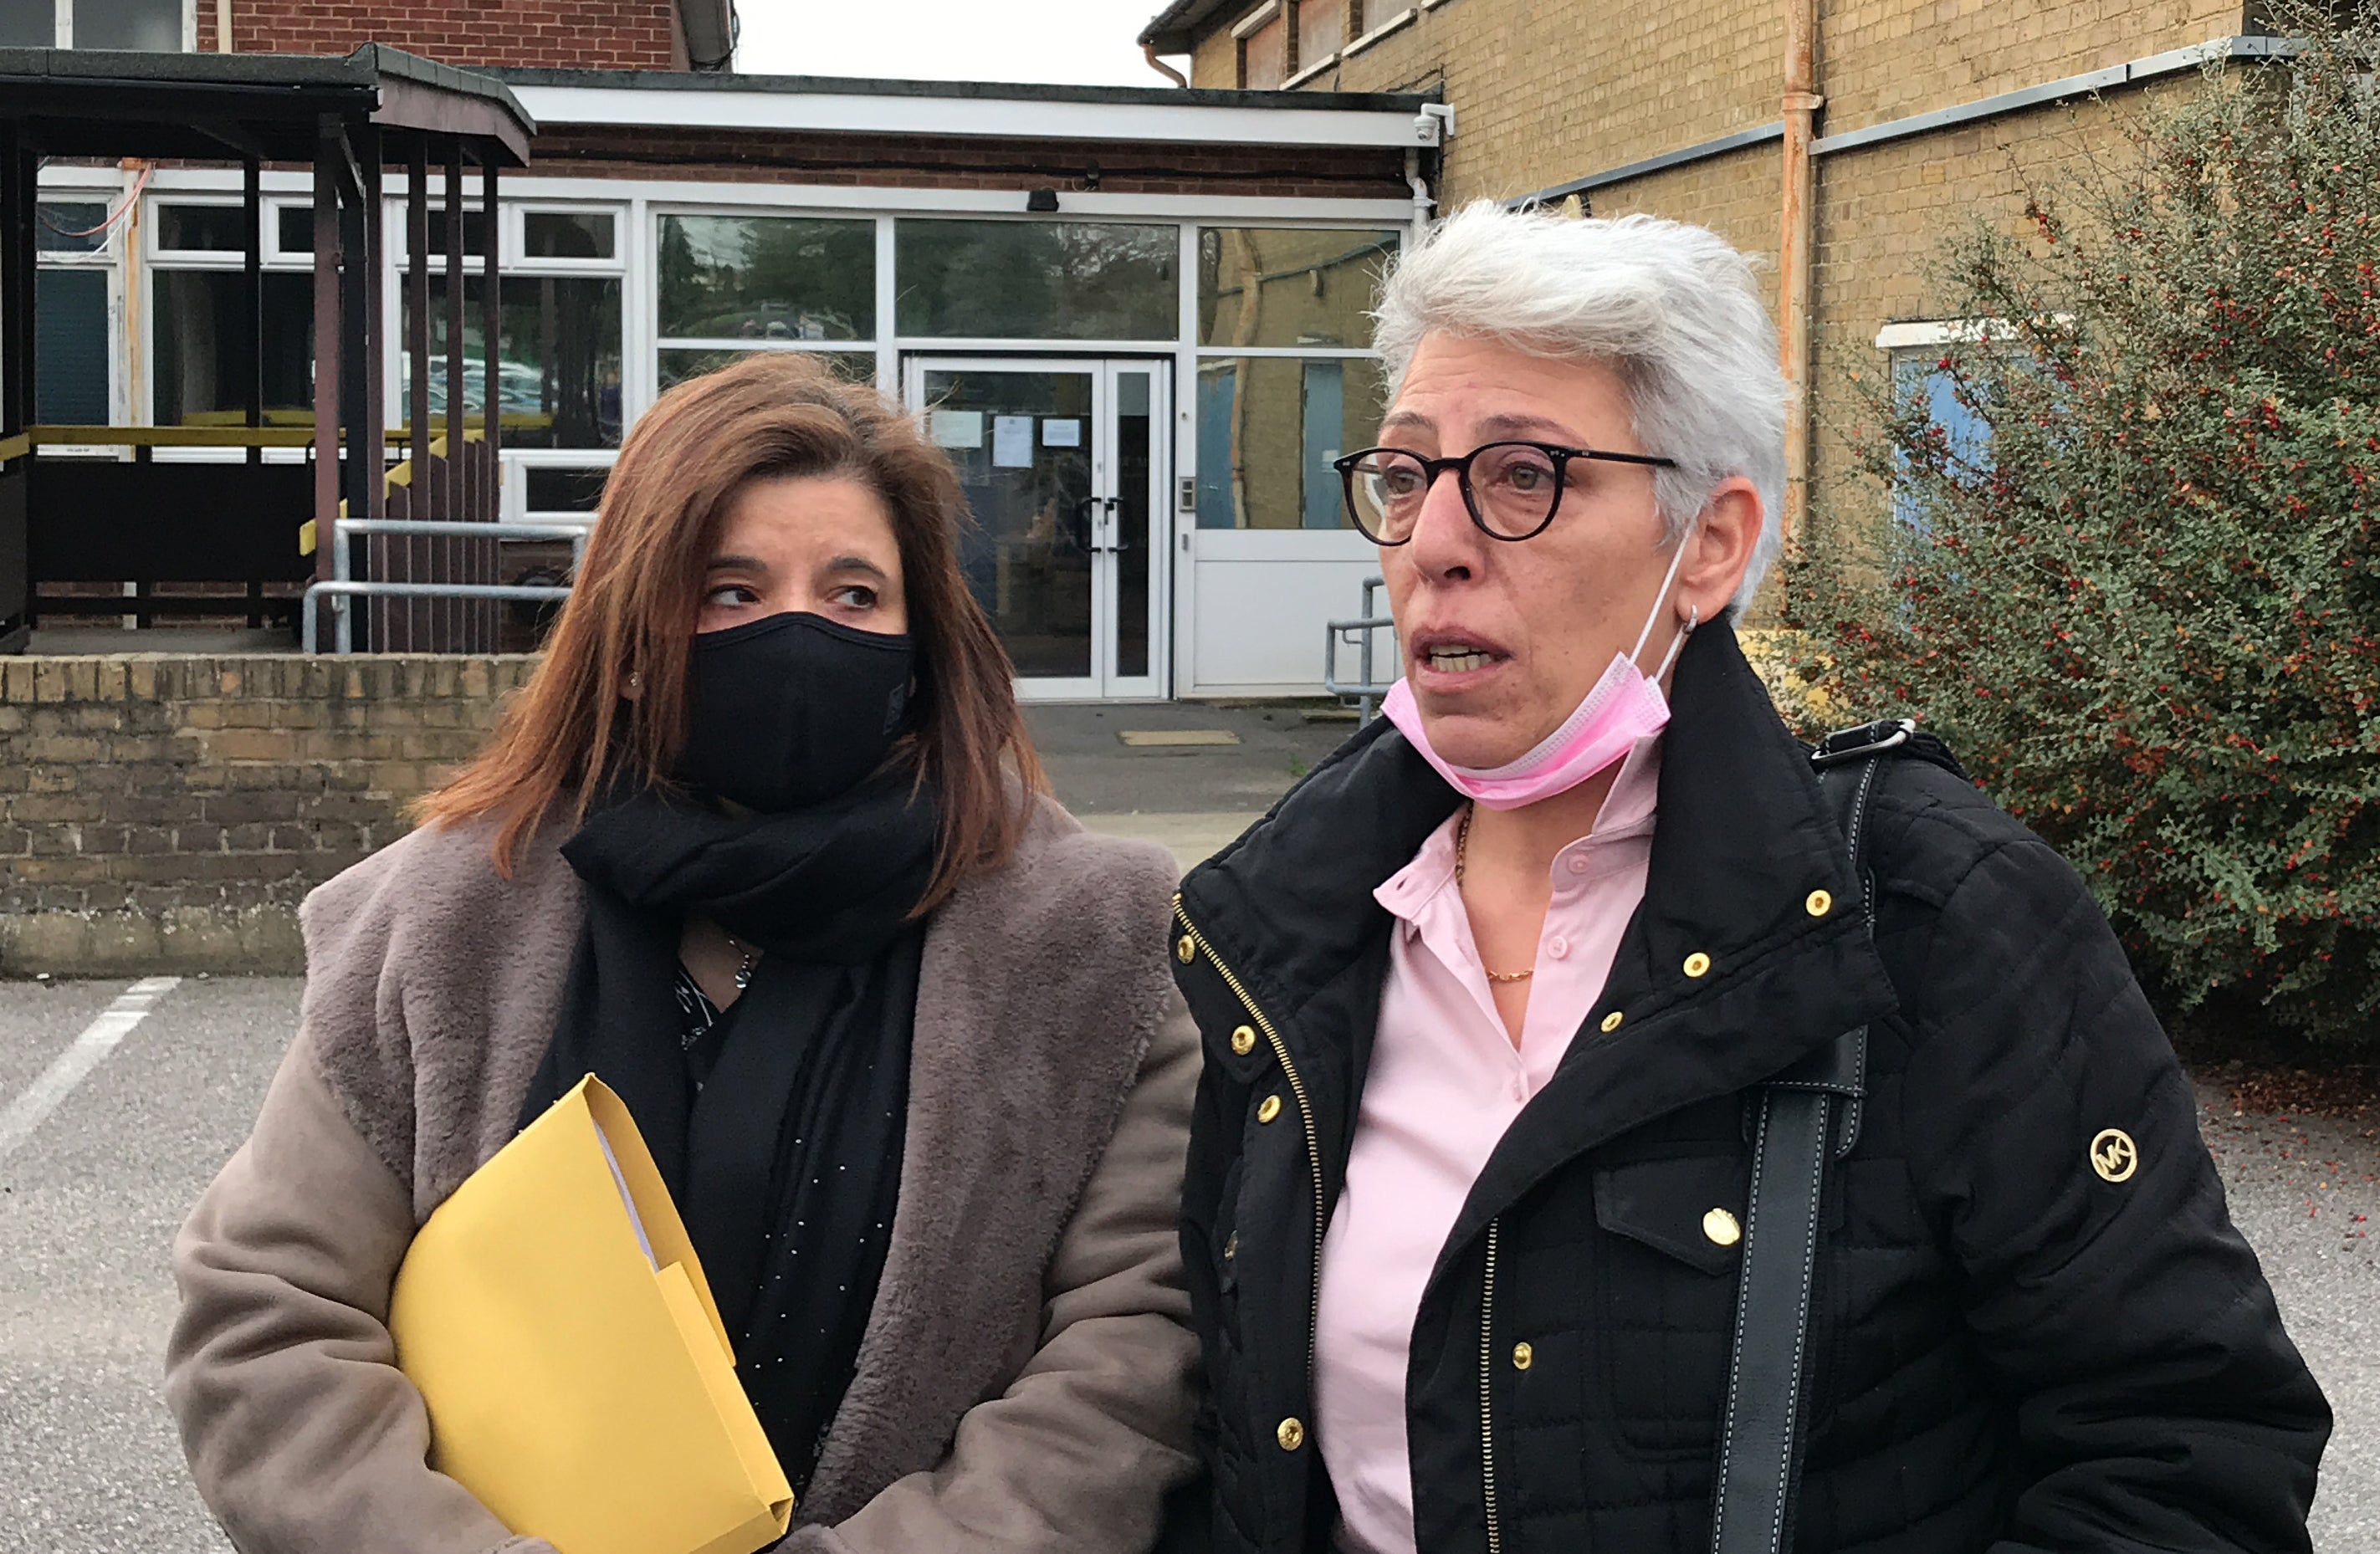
[
  {"left": 0, "top": 43, "right": 535, "bottom": 165},
  {"left": 495, "top": 67, "right": 1437, "bottom": 151}
]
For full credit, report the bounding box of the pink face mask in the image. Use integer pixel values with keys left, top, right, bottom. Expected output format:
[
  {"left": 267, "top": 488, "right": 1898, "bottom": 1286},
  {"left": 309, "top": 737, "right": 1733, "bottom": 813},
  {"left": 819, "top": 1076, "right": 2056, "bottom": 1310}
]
[{"left": 1383, "top": 534, "right": 1697, "bottom": 812}]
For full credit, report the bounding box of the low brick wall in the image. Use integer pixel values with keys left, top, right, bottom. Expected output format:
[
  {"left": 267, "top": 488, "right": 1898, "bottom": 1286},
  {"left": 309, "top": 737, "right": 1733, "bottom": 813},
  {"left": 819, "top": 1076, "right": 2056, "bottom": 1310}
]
[{"left": 0, "top": 655, "right": 538, "bottom": 976}]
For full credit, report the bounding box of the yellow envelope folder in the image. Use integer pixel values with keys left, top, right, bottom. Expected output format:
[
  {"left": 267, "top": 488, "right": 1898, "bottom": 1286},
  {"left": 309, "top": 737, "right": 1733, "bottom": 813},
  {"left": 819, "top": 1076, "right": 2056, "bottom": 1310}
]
[{"left": 390, "top": 1076, "right": 795, "bottom": 1554}]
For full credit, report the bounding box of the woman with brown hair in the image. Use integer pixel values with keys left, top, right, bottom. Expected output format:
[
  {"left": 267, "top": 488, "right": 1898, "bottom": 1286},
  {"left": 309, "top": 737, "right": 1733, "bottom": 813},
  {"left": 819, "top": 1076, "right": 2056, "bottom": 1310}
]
[{"left": 164, "top": 354, "right": 1202, "bottom": 1554}]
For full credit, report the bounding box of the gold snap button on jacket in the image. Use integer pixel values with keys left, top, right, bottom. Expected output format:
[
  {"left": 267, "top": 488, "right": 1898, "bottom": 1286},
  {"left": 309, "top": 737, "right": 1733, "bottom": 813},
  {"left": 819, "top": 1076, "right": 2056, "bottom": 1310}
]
[
  {"left": 1683, "top": 951, "right": 1712, "bottom": 979},
  {"left": 1512, "top": 1341, "right": 1533, "bottom": 1371},
  {"left": 1702, "top": 1207, "right": 1743, "bottom": 1247},
  {"left": 1277, "top": 1417, "right": 1306, "bottom": 1451},
  {"left": 1256, "top": 1094, "right": 1283, "bottom": 1124},
  {"left": 1230, "top": 1025, "right": 1257, "bottom": 1056},
  {"left": 1599, "top": 1010, "right": 1624, "bottom": 1034},
  {"left": 1805, "top": 888, "right": 1833, "bottom": 918},
  {"left": 1175, "top": 933, "right": 1196, "bottom": 964}
]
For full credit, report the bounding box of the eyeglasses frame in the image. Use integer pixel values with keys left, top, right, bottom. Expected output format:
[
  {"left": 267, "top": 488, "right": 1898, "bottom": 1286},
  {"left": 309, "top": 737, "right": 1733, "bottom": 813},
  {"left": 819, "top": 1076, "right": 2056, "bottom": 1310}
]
[{"left": 1332, "top": 439, "right": 1680, "bottom": 544}]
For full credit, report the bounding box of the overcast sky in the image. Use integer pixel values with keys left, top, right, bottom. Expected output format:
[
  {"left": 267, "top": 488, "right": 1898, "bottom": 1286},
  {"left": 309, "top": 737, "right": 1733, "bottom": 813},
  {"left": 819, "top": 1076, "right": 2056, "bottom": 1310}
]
[{"left": 735, "top": 0, "right": 1184, "bottom": 86}]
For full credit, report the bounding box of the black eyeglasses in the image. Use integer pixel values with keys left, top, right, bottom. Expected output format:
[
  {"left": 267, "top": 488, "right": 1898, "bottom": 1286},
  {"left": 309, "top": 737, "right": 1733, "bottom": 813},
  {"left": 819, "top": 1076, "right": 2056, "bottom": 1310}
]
[{"left": 1333, "top": 440, "right": 1677, "bottom": 544}]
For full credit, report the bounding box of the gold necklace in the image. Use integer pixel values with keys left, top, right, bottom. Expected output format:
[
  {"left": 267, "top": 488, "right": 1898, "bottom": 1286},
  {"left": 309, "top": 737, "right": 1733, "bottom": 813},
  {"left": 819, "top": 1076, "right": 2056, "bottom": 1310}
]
[{"left": 1455, "top": 803, "right": 1535, "bottom": 984}]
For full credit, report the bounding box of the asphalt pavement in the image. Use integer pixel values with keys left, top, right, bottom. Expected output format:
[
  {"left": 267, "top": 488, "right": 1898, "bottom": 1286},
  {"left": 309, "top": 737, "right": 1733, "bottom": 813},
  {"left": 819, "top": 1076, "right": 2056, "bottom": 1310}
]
[{"left": 0, "top": 974, "right": 2372, "bottom": 1551}]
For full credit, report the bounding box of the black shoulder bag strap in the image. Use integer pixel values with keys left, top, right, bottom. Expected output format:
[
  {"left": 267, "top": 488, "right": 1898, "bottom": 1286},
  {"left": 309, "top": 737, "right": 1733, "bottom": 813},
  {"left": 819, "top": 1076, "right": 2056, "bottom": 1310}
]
[{"left": 1706, "top": 718, "right": 1906, "bottom": 1554}]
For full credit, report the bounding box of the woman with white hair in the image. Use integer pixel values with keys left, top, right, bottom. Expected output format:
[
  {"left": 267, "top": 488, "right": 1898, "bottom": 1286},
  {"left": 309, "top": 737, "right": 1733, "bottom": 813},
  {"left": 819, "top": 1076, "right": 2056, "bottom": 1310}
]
[{"left": 1167, "top": 202, "right": 2326, "bottom": 1554}]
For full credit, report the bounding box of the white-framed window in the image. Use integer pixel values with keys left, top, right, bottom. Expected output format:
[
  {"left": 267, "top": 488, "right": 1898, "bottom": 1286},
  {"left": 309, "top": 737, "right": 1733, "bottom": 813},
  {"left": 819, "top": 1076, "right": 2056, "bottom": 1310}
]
[
  {"left": 143, "top": 196, "right": 314, "bottom": 433},
  {"left": 392, "top": 194, "right": 630, "bottom": 495},
  {"left": 650, "top": 207, "right": 877, "bottom": 401},
  {"left": 1874, "top": 320, "right": 1997, "bottom": 532},
  {"left": 1192, "top": 224, "right": 1398, "bottom": 529},
  {"left": 30, "top": 187, "right": 122, "bottom": 428},
  {"left": 0, "top": 0, "right": 193, "bottom": 49}
]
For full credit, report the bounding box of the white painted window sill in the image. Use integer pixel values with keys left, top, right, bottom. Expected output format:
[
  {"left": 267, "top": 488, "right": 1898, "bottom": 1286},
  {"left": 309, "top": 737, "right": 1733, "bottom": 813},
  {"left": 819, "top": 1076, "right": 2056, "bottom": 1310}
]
[
  {"left": 1343, "top": 8, "right": 1416, "bottom": 59},
  {"left": 1284, "top": 52, "right": 1338, "bottom": 88}
]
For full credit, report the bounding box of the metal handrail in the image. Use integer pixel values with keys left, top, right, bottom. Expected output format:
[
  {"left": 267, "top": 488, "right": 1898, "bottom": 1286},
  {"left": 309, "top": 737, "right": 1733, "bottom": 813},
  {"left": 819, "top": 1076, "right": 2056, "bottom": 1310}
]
[
  {"left": 1322, "top": 574, "right": 1399, "bottom": 723},
  {"left": 304, "top": 578, "right": 571, "bottom": 654}
]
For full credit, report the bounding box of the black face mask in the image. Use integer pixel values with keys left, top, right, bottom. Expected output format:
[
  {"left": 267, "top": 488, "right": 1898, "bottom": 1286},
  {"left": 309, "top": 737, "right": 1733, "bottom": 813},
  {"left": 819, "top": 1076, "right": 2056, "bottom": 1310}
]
[{"left": 676, "top": 612, "right": 916, "bottom": 814}]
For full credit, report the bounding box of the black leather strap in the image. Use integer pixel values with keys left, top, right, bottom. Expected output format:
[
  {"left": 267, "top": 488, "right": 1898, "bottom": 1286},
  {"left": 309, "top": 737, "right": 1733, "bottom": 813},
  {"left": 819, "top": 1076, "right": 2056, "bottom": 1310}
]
[{"left": 1707, "top": 744, "right": 1883, "bottom": 1554}]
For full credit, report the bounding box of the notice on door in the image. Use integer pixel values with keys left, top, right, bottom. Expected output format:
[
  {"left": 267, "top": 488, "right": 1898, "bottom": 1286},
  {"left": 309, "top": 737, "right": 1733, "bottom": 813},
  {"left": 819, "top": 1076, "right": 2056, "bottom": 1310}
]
[
  {"left": 929, "top": 409, "right": 984, "bottom": 449},
  {"left": 1042, "top": 418, "right": 1083, "bottom": 447},
  {"left": 991, "top": 415, "right": 1035, "bottom": 468}
]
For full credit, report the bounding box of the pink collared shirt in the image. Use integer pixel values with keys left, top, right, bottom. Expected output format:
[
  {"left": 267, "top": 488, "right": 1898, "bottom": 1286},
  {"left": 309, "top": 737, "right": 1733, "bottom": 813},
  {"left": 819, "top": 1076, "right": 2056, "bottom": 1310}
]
[{"left": 1313, "top": 736, "right": 1662, "bottom": 1554}]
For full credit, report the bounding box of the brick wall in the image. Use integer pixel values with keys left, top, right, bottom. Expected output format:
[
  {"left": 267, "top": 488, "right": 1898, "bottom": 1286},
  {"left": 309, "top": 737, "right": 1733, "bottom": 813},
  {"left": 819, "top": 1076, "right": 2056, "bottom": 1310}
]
[
  {"left": 0, "top": 655, "right": 535, "bottom": 975},
  {"left": 197, "top": 0, "right": 683, "bottom": 70},
  {"left": 1179, "top": 0, "right": 2262, "bottom": 593}
]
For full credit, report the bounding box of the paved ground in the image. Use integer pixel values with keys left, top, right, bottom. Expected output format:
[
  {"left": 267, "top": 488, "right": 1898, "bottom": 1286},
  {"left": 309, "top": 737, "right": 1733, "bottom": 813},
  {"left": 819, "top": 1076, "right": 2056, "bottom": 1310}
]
[{"left": 1022, "top": 699, "right": 1355, "bottom": 869}]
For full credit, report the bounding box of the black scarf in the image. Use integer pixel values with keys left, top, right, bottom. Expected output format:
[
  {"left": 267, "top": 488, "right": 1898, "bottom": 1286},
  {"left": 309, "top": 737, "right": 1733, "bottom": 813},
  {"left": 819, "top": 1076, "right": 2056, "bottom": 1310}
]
[{"left": 517, "top": 772, "right": 939, "bottom": 1493}]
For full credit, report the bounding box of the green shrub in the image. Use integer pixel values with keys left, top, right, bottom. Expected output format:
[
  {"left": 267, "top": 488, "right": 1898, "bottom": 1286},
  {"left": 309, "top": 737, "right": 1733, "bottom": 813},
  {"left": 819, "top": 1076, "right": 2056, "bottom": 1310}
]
[{"left": 1787, "top": 2, "right": 2380, "bottom": 1043}]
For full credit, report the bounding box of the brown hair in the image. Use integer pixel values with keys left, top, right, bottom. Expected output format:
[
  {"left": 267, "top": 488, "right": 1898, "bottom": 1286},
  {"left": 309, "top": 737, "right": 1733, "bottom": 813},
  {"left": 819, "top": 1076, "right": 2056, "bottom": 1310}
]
[{"left": 417, "top": 352, "right": 1047, "bottom": 912}]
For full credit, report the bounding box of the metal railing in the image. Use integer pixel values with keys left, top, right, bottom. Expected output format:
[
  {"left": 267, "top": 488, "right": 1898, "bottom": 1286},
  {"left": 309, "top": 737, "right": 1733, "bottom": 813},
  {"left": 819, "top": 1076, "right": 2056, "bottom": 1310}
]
[
  {"left": 304, "top": 519, "right": 586, "bottom": 652},
  {"left": 1323, "top": 574, "right": 1399, "bottom": 723}
]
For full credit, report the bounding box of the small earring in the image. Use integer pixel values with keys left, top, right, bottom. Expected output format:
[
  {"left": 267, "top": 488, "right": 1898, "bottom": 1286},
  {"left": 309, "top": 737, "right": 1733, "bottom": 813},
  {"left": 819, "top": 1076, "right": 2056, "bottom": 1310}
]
[{"left": 625, "top": 672, "right": 642, "bottom": 692}]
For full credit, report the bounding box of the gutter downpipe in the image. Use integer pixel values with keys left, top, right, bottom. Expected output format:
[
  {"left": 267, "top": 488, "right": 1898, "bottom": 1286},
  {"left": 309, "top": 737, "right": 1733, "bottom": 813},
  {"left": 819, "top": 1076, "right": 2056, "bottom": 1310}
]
[
  {"left": 1143, "top": 43, "right": 1190, "bottom": 88},
  {"left": 1780, "top": 0, "right": 1820, "bottom": 540},
  {"left": 214, "top": 0, "right": 232, "bottom": 49},
  {"left": 1405, "top": 148, "right": 1434, "bottom": 247}
]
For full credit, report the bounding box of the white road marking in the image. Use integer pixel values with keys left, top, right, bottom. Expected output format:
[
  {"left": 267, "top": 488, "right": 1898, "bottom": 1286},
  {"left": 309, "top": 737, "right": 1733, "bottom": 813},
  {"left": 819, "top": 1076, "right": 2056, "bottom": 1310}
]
[{"left": 0, "top": 977, "right": 181, "bottom": 1163}]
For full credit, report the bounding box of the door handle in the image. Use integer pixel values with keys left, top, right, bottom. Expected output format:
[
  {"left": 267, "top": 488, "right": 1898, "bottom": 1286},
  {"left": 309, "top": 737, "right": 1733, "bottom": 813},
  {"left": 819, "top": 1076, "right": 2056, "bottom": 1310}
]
[{"left": 1095, "top": 496, "right": 1123, "bottom": 553}]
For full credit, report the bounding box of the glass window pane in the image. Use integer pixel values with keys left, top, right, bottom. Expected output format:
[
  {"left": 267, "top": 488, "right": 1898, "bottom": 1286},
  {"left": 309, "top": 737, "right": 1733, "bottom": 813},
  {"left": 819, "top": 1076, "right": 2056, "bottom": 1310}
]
[
  {"left": 73, "top": 0, "right": 178, "bottom": 49},
  {"left": 1195, "top": 355, "right": 1384, "bottom": 529},
  {"left": 924, "top": 366, "right": 1098, "bottom": 678},
  {"left": 524, "top": 210, "right": 617, "bottom": 260},
  {"left": 524, "top": 467, "right": 611, "bottom": 514},
  {"left": 155, "top": 203, "right": 248, "bottom": 253},
  {"left": 37, "top": 202, "right": 108, "bottom": 253},
  {"left": 151, "top": 270, "right": 315, "bottom": 427},
  {"left": 1297, "top": 0, "right": 1342, "bottom": 64},
  {"left": 1198, "top": 227, "right": 1398, "bottom": 349},
  {"left": 0, "top": 1, "right": 55, "bottom": 48},
  {"left": 896, "top": 220, "right": 1175, "bottom": 341},
  {"left": 276, "top": 205, "right": 313, "bottom": 254},
  {"left": 658, "top": 215, "right": 873, "bottom": 342},
  {"left": 35, "top": 268, "right": 109, "bottom": 423},
  {"left": 422, "top": 206, "right": 491, "bottom": 258},
  {"left": 658, "top": 347, "right": 877, "bottom": 392},
  {"left": 404, "top": 274, "right": 625, "bottom": 448},
  {"left": 1241, "top": 15, "right": 1286, "bottom": 89}
]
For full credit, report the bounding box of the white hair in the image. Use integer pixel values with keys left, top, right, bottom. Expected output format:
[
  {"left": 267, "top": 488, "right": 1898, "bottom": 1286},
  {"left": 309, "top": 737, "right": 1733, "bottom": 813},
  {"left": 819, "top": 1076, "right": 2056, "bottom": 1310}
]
[{"left": 1370, "top": 201, "right": 1790, "bottom": 617}]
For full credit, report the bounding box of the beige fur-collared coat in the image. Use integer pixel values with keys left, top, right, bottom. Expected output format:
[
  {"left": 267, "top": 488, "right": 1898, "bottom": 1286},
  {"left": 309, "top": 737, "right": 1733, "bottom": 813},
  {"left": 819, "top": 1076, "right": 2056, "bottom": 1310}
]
[{"left": 164, "top": 798, "right": 1200, "bottom": 1554}]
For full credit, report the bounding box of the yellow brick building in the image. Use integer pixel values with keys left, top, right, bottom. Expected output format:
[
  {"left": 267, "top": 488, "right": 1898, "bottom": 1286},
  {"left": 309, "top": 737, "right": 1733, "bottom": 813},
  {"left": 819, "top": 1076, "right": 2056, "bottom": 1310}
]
[{"left": 1139, "top": 0, "right": 2280, "bottom": 584}]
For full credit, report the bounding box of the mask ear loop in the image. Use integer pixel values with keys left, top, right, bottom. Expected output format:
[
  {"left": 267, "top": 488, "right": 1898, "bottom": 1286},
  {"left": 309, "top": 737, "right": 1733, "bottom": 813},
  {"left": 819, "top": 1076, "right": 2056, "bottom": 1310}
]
[
  {"left": 1652, "top": 605, "right": 1698, "bottom": 682},
  {"left": 1628, "top": 523, "right": 1700, "bottom": 670}
]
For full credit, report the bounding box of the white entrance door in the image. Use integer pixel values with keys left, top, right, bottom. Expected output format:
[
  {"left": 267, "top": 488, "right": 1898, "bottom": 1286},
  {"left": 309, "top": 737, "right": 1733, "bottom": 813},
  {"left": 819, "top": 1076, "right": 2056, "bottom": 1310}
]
[{"left": 906, "top": 357, "right": 1167, "bottom": 700}]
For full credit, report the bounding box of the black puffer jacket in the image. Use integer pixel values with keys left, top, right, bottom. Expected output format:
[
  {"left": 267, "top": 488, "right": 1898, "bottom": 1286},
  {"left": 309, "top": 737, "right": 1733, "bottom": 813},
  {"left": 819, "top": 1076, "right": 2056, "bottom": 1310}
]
[{"left": 1170, "top": 625, "right": 2328, "bottom": 1554}]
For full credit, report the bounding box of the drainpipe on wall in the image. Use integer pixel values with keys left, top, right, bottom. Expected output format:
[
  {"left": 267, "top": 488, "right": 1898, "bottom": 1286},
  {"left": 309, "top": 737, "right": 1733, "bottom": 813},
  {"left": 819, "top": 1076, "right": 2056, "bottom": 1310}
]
[
  {"left": 1779, "top": 0, "right": 1821, "bottom": 539},
  {"left": 1405, "top": 148, "right": 1435, "bottom": 248},
  {"left": 214, "top": 0, "right": 232, "bottom": 49},
  {"left": 1143, "top": 44, "right": 1189, "bottom": 87}
]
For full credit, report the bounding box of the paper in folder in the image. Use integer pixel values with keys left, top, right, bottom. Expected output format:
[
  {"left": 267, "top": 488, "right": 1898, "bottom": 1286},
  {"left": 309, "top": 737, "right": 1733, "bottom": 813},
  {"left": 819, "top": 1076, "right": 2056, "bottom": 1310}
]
[{"left": 389, "top": 1076, "right": 795, "bottom": 1554}]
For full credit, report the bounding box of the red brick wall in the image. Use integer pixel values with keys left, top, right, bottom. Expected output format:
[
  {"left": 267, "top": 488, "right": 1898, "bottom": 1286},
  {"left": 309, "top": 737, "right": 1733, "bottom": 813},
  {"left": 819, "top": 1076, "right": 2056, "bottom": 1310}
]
[{"left": 197, "top": 0, "right": 683, "bottom": 70}]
